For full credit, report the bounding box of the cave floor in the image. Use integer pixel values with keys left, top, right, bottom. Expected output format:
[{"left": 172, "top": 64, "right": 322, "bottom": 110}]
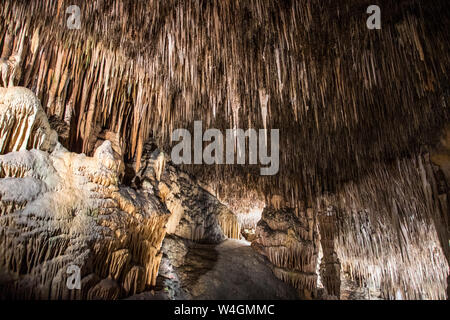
[{"left": 129, "top": 239, "right": 300, "bottom": 300}]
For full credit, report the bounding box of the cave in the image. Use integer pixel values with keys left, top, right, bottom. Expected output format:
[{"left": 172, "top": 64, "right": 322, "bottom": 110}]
[{"left": 0, "top": 0, "right": 449, "bottom": 304}]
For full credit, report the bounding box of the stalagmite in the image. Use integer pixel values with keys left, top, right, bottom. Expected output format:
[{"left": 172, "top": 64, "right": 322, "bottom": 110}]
[
  {"left": 317, "top": 196, "right": 341, "bottom": 298},
  {"left": 0, "top": 88, "right": 170, "bottom": 299},
  {"left": 252, "top": 199, "right": 320, "bottom": 299}
]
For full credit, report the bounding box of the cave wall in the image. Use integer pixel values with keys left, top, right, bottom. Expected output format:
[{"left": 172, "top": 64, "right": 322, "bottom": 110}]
[
  {"left": 253, "top": 153, "right": 449, "bottom": 300},
  {"left": 252, "top": 198, "right": 319, "bottom": 299},
  {"left": 315, "top": 155, "right": 449, "bottom": 300},
  {"left": 0, "top": 88, "right": 171, "bottom": 299},
  {"left": 134, "top": 148, "right": 241, "bottom": 243},
  {"left": 0, "top": 86, "right": 241, "bottom": 299}
]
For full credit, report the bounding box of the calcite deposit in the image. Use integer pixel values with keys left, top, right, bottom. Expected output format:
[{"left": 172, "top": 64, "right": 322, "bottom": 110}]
[
  {"left": 315, "top": 156, "right": 449, "bottom": 300},
  {"left": 252, "top": 199, "right": 319, "bottom": 299},
  {"left": 0, "top": 0, "right": 449, "bottom": 301},
  {"left": 317, "top": 197, "right": 341, "bottom": 298},
  {"left": 0, "top": 87, "right": 243, "bottom": 299},
  {"left": 0, "top": 87, "right": 57, "bottom": 154},
  {"left": 0, "top": 87, "right": 171, "bottom": 299},
  {"left": 134, "top": 149, "right": 240, "bottom": 243}
]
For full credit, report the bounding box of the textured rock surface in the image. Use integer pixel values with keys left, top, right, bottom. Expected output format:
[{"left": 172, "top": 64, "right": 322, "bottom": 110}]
[
  {"left": 0, "top": 88, "right": 170, "bottom": 299},
  {"left": 0, "top": 87, "right": 57, "bottom": 153},
  {"left": 134, "top": 149, "right": 241, "bottom": 243},
  {"left": 316, "top": 156, "right": 449, "bottom": 300},
  {"left": 317, "top": 197, "right": 341, "bottom": 298},
  {"left": 1, "top": 0, "right": 449, "bottom": 300},
  {"left": 0, "top": 87, "right": 246, "bottom": 300},
  {"left": 1, "top": 1, "right": 448, "bottom": 204},
  {"left": 252, "top": 201, "right": 319, "bottom": 299}
]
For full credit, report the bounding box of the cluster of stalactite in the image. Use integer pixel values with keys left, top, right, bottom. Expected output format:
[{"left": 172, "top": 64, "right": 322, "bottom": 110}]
[
  {"left": 217, "top": 208, "right": 241, "bottom": 240},
  {"left": 252, "top": 199, "right": 319, "bottom": 299},
  {"left": 316, "top": 155, "right": 449, "bottom": 300},
  {"left": 0, "top": 87, "right": 171, "bottom": 299},
  {"left": 132, "top": 146, "right": 241, "bottom": 243},
  {"left": 1, "top": 0, "right": 448, "bottom": 203},
  {"left": 1, "top": 0, "right": 449, "bottom": 300},
  {"left": 0, "top": 87, "right": 57, "bottom": 153}
]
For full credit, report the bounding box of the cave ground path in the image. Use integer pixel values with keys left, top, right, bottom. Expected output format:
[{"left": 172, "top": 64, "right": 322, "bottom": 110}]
[{"left": 130, "top": 239, "right": 300, "bottom": 300}]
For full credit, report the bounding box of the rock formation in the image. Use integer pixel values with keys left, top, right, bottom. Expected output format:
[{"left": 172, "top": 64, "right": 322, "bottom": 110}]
[
  {"left": 317, "top": 197, "right": 341, "bottom": 298},
  {"left": 0, "top": 87, "right": 170, "bottom": 299},
  {"left": 0, "top": 87, "right": 57, "bottom": 153},
  {"left": 315, "top": 156, "right": 449, "bottom": 300},
  {"left": 0, "top": 0, "right": 449, "bottom": 300},
  {"left": 252, "top": 198, "right": 319, "bottom": 299},
  {"left": 134, "top": 149, "right": 240, "bottom": 243}
]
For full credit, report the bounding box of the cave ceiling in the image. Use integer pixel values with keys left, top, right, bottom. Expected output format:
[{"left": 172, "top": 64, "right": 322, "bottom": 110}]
[{"left": 1, "top": 0, "right": 449, "bottom": 203}]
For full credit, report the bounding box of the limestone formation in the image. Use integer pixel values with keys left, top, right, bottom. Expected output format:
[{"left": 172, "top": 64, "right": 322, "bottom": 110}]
[
  {"left": 316, "top": 156, "right": 449, "bottom": 300},
  {"left": 252, "top": 202, "right": 319, "bottom": 299},
  {"left": 0, "top": 87, "right": 57, "bottom": 154},
  {"left": 0, "top": 88, "right": 170, "bottom": 299},
  {"left": 0, "top": 1, "right": 447, "bottom": 202},
  {"left": 133, "top": 146, "right": 241, "bottom": 243},
  {"left": 317, "top": 197, "right": 341, "bottom": 298},
  {"left": 0, "top": 0, "right": 449, "bottom": 301},
  {"left": 155, "top": 165, "right": 240, "bottom": 242}
]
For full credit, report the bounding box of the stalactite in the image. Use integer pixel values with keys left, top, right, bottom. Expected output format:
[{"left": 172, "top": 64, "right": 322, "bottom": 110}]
[
  {"left": 217, "top": 208, "right": 241, "bottom": 240},
  {"left": 252, "top": 200, "right": 320, "bottom": 299},
  {"left": 0, "top": 0, "right": 447, "bottom": 205},
  {"left": 1, "top": 0, "right": 449, "bottom": 299},
  {"left": 316, "top": 155, "right": 449, "bottom": 300},
  {"left": 0, "top": 88, "right": 171, "bottom": 299}
]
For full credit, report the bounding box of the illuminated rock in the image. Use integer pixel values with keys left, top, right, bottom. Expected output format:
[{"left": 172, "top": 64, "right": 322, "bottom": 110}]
[
  {"left": 252, "top": 203, "right": 319, "bottom": 299},
  {"left": 0, "top": 89, "right": 170, "bottom": 299},
  {"left": 0, "top": 87, "right": 57, "bottom": 154},
  {"left": 134, "top": 147, "right": 240, "bottom": 243}
]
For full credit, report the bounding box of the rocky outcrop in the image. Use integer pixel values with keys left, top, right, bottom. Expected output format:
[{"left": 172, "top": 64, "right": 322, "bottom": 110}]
[
  {"left": 0, "top": 88, "right": 170, "bottom": 299},
  {"left": 134, "top": 148, "right": 240, "bottom": 243},
  {"left": 0, "top": 87, "right": 57, "bottom": 154},
  {"left": 252, "top": 198, "right": 319, "bottom": 299},
  {"left": 317, "top": 196, "right": 341, "bottom": 298},
  {"left": 160, "top": 168, "right": 240, "bottom": 242}
]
